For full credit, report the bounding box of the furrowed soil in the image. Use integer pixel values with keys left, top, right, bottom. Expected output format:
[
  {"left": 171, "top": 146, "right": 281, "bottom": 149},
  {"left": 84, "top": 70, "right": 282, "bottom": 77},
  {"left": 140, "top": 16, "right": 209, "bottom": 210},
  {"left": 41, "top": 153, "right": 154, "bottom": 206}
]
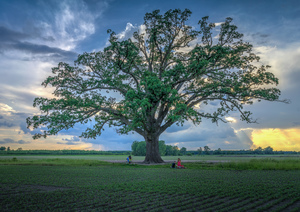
[{"left": 1, "top": 164, "right": 299, "bottom": 211}]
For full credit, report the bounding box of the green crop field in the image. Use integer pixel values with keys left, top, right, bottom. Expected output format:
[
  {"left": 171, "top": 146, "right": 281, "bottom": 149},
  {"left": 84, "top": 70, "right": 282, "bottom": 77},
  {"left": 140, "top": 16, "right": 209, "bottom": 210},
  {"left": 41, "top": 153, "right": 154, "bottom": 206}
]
[{"left": 1, "top": 156, "right": 300, "bottom": 211}]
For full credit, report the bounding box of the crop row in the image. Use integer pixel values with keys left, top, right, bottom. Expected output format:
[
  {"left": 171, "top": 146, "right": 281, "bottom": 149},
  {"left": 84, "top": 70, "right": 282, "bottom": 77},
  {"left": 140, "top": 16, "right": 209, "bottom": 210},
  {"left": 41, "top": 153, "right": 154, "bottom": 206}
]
[
  {"left": 1, "top": 165, "right": 300, "bottom": 211},
  {"left": 2, "top": 188, "right": 299, "bottom": 212}
]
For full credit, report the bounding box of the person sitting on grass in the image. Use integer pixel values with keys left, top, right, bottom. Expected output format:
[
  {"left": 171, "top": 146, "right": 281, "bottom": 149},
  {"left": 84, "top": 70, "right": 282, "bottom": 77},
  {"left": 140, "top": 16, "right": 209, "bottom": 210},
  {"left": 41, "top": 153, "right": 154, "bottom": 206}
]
[
  {"left": 177, "top": 158, "right": 186, "bottom": 169},
  {"left": 171, "top": 161, "right": 176, "bottom": 168},
  {"left": 126, "top": 155, "right": 132, "bottom": 164}
]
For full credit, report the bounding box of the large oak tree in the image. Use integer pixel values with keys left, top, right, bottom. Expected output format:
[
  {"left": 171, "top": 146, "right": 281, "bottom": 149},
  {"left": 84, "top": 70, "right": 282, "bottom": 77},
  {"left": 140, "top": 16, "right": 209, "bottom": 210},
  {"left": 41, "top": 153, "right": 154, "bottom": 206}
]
[{"left": 27, "top": 9, "right": 286, "bottom": 163}]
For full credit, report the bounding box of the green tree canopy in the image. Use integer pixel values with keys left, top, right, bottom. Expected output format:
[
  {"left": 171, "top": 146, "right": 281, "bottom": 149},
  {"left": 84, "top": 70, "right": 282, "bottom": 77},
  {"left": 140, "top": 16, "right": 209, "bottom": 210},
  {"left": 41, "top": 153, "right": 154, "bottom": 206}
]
[
  {"left": 180, "top": 147, "right": 187, "bottom": 155},
  {"left": 27, "top": 9, "right": 286, "bottom": 163},
  {"left": 204, "top": 146, "right": 211, "bottom": 155},
  {"left": 165, "top": 145, "right": 180, "bottom": 156},
  {"left": 197, "top": 147, "right": 203, "bottom": 155},
  {"left": 264, "top": 146, "right": 274, "bottom": 154}
]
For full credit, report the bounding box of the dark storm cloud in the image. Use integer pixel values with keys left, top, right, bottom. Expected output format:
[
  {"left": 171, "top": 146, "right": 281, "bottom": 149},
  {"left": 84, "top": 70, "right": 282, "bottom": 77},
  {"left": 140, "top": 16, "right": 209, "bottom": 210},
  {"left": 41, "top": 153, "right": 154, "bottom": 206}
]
[
  {"left": 0, "top": 138, "right": 14, "bottom": 143},
  {"left": 0, "top": 26, "right": 30, "bottom": 42},
  {"left": 19, "top": 122, "right": 48, "bottom": 137},
  {"left": 57, "top": 136, "right": 81, "bottom": 145},
  {"left": 251, "top": 33, "right": 269, "bottom": 38},
  {"left": 230, "top": 86, "right": 300, "bottom": 130},
  {"left": 1, "top": 89, "right": 44, "bottom": 111},
  {"left": 162, "top": 121, "right": 236, "bottom": 142},
  {"left": 63, "top": 136, "right": 80, "bottom": 142},
  {"left": 0, "top": 120, "right": 14, "bottom": 128},
  {"left": 0, "top": 111, "right": 44, "bottom": 136},
  {"left": 21, "top": 22, "right": 56, "bottom": 42},
  {"left": 0, "top": 112, "right": 19, "bottom": 129},
  {"left": 58, "top": 123, "right": 143, "bottom": 146},
  {"left": 0, "top": 26, "right": 77, "bottom": 60},
  {"left": 165, "top": 122, "right": 191, "bottom": 133},
  {"left": 56, "top": 120, "right": 143, "bottom": 149},
  {"left": 57, "top": 141, "right": 79, "bottom": 145},
  {"left": 19, "top": 121, "right": 31, "bottom": 135},
  {"left": 11, "top": 42, "right": 77, "bottom": 59},
  {"left": 248, "top": 33, "right": 270, "bottom": 45},
  {"left": 18, "top": 140, "right": 31, "bottom": 144},
  {"left": 57, "top": 136, "right": 83, "bottom": 145},
  {"left": 0, "top": 138, "right": 30, "bottom": 144},
  {"left": 158, "top": 118, "right": 257, "bottom": 150}
]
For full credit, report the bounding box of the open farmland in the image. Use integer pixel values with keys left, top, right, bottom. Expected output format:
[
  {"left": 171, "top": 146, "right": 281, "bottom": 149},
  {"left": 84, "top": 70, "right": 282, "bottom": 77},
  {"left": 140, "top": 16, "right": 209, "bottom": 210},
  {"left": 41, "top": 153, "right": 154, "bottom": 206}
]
[
  {"left": 1, "top": 159, "right": 300, "bottom": 211},
  {"left": 1, "top": 154, "right": 299, "bottom": 163}
]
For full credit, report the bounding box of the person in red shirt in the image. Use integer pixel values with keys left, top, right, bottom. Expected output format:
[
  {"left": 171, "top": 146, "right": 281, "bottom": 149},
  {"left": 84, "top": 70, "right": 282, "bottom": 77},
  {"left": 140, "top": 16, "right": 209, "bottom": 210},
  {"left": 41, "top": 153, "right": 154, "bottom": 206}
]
[{"left": 177, "top": 158, "right": 186, "bottom": 169}]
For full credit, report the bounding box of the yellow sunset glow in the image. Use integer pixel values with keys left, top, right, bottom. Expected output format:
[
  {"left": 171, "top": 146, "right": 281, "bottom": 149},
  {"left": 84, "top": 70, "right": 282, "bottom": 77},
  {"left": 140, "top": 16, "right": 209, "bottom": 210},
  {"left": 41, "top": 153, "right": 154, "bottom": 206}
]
[
  {"left": 225, "top": 117, "right": 237, "bottom": 123},
  {"left": 251, "top": 128, "right": 300, "bottom": 151}
]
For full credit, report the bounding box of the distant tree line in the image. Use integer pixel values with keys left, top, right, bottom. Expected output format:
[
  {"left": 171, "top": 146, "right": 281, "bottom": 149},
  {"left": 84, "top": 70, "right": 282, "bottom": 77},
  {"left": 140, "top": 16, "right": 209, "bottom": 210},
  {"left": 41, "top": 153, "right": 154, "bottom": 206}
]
[
  {"left": 0, "top": 147, "right": 131, "bottom": 155},
  {"left": 195, "top": 146, "right": 299, "bottom": 155},
  {"left": 131, "top": 142, "right": 299, "bottom": 156},
  {"left": 0, "top": 145, "right": 299, "bottom": 155}
]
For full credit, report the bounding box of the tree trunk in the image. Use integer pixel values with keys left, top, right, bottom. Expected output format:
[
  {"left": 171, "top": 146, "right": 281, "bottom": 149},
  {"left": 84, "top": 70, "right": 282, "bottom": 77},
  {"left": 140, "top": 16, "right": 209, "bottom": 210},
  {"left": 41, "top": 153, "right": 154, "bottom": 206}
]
[{"left": 143, "top": 134, "right": 164, "bottom": 164}]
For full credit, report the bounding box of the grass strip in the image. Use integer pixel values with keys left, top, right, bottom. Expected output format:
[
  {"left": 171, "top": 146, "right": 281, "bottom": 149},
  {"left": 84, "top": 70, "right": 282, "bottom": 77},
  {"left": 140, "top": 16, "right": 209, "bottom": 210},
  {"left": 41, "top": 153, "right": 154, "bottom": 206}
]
[
  {"left": 216, "top": 158, "right": 300, "bottom": 170},
  {"left": 1, "top": 157, "right": 300, "bottom": 170}
]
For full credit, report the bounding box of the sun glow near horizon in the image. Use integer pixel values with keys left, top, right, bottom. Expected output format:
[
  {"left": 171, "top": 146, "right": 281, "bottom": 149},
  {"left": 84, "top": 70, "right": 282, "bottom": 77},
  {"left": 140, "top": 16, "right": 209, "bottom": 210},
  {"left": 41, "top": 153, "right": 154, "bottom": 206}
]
[{"left": 251, "top": 128, "right": 300, "bottom": 151}]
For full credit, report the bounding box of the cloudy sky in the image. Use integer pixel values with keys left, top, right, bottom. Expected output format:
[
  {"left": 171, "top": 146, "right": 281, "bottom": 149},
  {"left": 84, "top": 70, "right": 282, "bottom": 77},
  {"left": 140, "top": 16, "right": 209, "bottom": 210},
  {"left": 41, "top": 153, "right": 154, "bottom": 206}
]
[{"left": 0, "top": 0, "right": 299, "bottom": 151}]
